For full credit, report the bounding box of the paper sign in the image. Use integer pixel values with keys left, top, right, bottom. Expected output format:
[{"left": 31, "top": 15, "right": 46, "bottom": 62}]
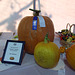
[{"left": 1, "top": 40, "right": 25, "bottom": 65}]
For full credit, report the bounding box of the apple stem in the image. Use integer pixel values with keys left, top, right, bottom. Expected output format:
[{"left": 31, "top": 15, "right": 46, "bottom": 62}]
[{"left": 44, "top": 33, "right": 50, "bottom": 43}]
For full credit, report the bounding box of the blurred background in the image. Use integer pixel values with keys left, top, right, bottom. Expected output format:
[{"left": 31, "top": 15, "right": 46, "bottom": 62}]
[{"left": 0, "top": 0, "right": 75, "bottom": 32}]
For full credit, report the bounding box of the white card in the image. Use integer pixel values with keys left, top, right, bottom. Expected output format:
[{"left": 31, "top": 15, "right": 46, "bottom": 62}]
[
  {"left": 38, "top": 16, "right": 46, "bottom": 27},
  {"left": 2, "top": 40, "right": 25, "bottom": 65},
  {"left": 4, "top": 42, "right": 22, "bottom": 62}
]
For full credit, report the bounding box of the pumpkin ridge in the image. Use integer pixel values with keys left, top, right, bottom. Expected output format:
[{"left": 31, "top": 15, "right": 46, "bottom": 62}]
[
  {"left": 44, "top": 16, "right": 54, "bottom": 41},
  {"left": 67, "top": 51, "right": 75, "bottom": 61},
  {"left": 66, "top": 53, "right": 75, "bottom": 69}
]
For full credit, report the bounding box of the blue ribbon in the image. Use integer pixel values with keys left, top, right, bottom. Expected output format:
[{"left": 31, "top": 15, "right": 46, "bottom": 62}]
[{"left": 32, "top": 16, "right": 38, "bottom": 30}]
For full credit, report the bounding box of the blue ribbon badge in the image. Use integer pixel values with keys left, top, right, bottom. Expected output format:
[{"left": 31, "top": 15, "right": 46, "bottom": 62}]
[{"left": 32, "top": 16, "right": 38, "bottom": 30}]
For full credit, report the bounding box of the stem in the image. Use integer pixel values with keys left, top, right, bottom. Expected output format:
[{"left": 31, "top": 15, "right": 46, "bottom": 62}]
[
  {"left": 44, "top": 33, "right": 50, "bottom": 43},
  {"left": 29, "top": 9, "right": 41, "bottom": 16},
  {"left": 29, "top": 0, "right": 41, "bottom": 16}
]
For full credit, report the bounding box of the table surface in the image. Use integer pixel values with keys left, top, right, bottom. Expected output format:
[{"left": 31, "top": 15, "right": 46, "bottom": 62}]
[{"left": 0, "top": 32, "right": 75, "bottom": 75}]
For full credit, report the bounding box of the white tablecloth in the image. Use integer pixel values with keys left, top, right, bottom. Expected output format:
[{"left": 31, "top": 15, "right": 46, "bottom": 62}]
[{"left": 0, "top": 32, "right": 75, "bottom": 75}]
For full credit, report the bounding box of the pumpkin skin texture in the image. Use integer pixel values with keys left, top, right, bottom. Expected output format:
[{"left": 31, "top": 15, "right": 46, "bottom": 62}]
[
  {"left": 34, "top": 41, "right": 60, "bottom": 68},
  {"left": 66, "top": 44, "right": 75, "bottom": 70},
  {"left": 18, "top": 16, "right": 54, "bottom": 54}
]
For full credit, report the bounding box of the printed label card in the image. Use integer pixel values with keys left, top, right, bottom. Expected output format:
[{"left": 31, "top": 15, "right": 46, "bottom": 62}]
[{"left": 1, "top": 40, "right": 25, "bottom": 65}]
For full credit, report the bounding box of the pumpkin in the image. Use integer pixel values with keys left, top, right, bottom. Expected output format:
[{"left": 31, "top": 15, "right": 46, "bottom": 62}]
[
  {"left": 34, "top": 33, "right": 60, "bottom": 68},
  {"left": 66, "top": 44, "right": 75, "bottom": 69},
  {"left": 18, "top": 9, "right": 54, "bottom": 54}
]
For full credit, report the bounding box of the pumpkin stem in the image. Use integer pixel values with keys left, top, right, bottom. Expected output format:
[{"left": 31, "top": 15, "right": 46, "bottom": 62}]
[
  {"left": 29, "top": 9, "right": 41, "bottom": 16},
  {"left": 44, "top": 33, "right": 50, "bottom": 43}
]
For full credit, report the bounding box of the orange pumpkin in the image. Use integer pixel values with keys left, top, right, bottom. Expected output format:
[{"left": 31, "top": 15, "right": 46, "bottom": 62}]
[
  {"left": 66, "top": 44, "right": 75, "bottom": 69},
  {"left": 18, "top": 9, "right": 54, "bottom": 54}
]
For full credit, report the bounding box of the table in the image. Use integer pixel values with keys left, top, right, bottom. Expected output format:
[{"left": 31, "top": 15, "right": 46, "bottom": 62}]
[{"left": 0, "top": 32, "right": 75, "bottom": 75}]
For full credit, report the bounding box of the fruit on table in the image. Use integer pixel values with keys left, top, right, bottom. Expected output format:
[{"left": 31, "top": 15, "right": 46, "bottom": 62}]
[
  {"left": 68, "top": 37, "right": 72, "bottom": 40},
  {"left": 66, "top": 44, "right": 75, "bottom": 70},
  {"left": 59, "top": 46, "right": 66, "bottom": 53},
  {"left": 67, "top": 39, "right": 71, "bottom": 43},
  {"left": 61, "top": 29, "right": 68, "bottom": 33},
  {"left": 72, "top": 40, "right": 75, "bottom": 42},
  {"left": 18, "top": 16, "right": 54, "bottom": 54},
  {"left": 72, "top": 35, "right": 75, "bottom": 39},
  {"left": 59, "top": 28, "right": 75, "bottom": 44},
  {"left": 34, "top": 33, "right": 60, "bottom": 68}
]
